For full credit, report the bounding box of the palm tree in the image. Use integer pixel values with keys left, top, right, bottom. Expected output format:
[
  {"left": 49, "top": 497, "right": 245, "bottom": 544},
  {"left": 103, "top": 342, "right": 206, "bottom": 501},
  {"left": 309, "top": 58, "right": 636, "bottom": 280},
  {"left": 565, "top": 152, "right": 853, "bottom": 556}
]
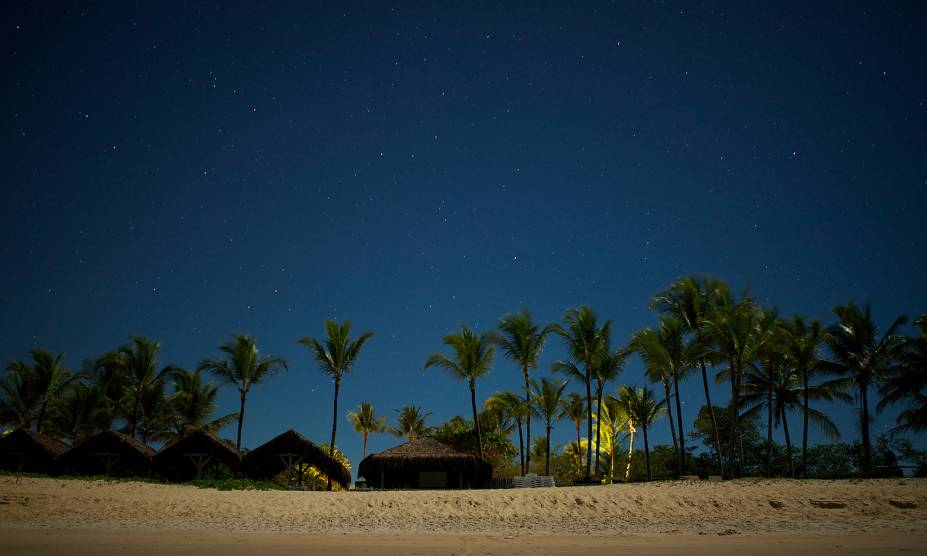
[
  {"left": 46, "top": 381, "right": 109, "bottom": 446},
  {"left": 651, "top": 276, "right": 726, "bottom": 478},
  {"left": 300, "top": 320, "right": 373, "bottom": 490},
  {"left": 168, "top": 367, "right": 235, "bottom": 440},
  {"left": 559, "top": 392, "right": 586, "bottom": 472},
  {"left": 1, "top": 361, "right": 39, "bottom": 429},
  {"left": 424, "top": 324, "right": 495, "bottom": 459},
  {"left": 199, "top": 334, "right": 288, "bottom": 451},
  {"left": 591, "top": 395, "right": 631, "bottom": 482},
  {"left": 492, "top": 309, "right": 552, "bottom": 476},
  {"left": 877, "top": 313, "right": 927, "bottom": 435},
  {"left": 530, "top": 377, "right": 568, "bottom": 476},
  {"left": 100, "top": 337, "right": 169, "bottom": 439},
  {"left": 347, "top": 401, "right": 389, "bottom": 458},
  {"left": 551, "top": 306, "right": 612, "bottom": 480},
  {"left": 616, "top": 385, "right": 665, "bottom": 481},
  {"left": 753, "top": 307, "right": 785, "bottom": 476},
  {"left": 823, "top": 302, "right": 906, "bottom": 476},
  {"left": 740, "top": 356, "right": 846, "bottom": 476},
  {"left": 591, "top": 346, "right": 629, "bottom": 475},
  {"left": 392, "top": 405, "right": 431, "bottom": 441},
  {"left": 630, "top": 317, "right": 695, "bottom": 475},
  {"left": 485, "top": 391, "right": 529, "bottom": 474}
]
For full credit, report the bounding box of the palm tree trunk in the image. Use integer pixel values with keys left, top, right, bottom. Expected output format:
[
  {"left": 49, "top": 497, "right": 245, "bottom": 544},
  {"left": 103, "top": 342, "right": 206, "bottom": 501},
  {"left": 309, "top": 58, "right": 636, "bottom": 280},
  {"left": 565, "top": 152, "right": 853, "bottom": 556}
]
[
  {"left": 730, "top": 364, "right": 742, "bottom": 477},
  {"left": 673, "top": 369, "right": 686, "bottom": 475},
  {"left": 643, "top": 424, "right": 652, "bottom": 481},
  {"left": 516, "top": 417, "right": 525, "bottom": 475},
  {"left": 584, "top": 371, "right": 593, "bottom": 480},
  {"left": 575, "top": 421, "right": 582, "bottom": 474},
  {"left": 781, "top": 406, "right": 793, "bottom": 478},
  {"left": 236, "top": 389, "right": 246, "bottom": 451},
  {"left": 470, "top": 383, "right": 484, "bottom": 459},
  {"left": 362, "top": 431, "right": 368, "bottom": 460},
  {"left": 594, "top": 381, "right": 604, "bottom": 477},
  {"left": 545, "top": 423, "right": 552, "bottom": 475},
  {"left": 130, "top": 390, "right": 142, "bottom": 439},
  {"left": 801, "top": 370, "right": 809, "bottom": 478},
  {"left": 699, "top": 361, "right": 726, "bottom": 479},
  {"left": 662, "top": 378, "right": 678, "bottom": 465},
  {"left": 327, "top": 377, "right": 341, "bottom": 491},
  {"left": 860, "top": 380, "right": 871, "bottom": 477},
  {"left": 36, "top": 397, "right": 49, "bottom": 434},
  {"left": 767, "top": 366, "right": 773, "bottom": 477},
  {"left": 523, "top": 365, "right": 531, "bottom": 473}
]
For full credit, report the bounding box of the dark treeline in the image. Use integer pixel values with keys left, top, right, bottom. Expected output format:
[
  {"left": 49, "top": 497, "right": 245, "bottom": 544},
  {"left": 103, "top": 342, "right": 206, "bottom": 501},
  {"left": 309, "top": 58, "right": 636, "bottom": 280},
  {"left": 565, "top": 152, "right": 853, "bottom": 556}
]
[{"left": 2, "top": 275, "right": 925, "bottom": 484}]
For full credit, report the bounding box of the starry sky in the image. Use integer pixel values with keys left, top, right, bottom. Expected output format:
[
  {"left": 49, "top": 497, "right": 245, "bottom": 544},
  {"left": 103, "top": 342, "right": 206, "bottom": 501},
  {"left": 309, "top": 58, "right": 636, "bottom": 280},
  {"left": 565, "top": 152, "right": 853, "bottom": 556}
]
[{"left": 2, "top": 2, "right": 926, "bottom": 469}]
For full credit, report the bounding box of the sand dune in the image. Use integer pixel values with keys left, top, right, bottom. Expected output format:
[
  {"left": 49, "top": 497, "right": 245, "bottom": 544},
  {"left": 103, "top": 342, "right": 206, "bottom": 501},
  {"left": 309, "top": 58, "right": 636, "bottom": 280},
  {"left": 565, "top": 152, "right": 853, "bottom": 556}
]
[{"left": 1, "top": 477, "right": 925, "bottom": 554}]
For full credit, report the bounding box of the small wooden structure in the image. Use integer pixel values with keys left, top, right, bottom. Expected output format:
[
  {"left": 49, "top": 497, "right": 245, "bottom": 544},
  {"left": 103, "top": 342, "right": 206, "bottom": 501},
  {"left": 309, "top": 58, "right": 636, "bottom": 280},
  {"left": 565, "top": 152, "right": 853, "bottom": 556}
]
[
  {"left": 358, "top": 438, "right": 492, "bottom": 489},
  {"left": 242, "top": 429, "right": 351, "bottom": 488},
  {"left": 0, "top": 428, "right": 69, "bottom": 473},
  {"left": 155, "top": 430, "right": 242, "bottom": 481},
  {"left": 56, "top": 430, "right": 155, "bottom": 477}
]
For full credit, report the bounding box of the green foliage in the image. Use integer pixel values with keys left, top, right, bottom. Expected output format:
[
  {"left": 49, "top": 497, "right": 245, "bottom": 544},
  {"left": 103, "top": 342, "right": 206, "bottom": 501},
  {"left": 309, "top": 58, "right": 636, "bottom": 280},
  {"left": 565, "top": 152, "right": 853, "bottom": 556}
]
[
  {"left": 430, "top": 415, "right": 516, "bottom": 472},
  {"left": 188, "top": 478, "right": 280, "bottom": 491}
]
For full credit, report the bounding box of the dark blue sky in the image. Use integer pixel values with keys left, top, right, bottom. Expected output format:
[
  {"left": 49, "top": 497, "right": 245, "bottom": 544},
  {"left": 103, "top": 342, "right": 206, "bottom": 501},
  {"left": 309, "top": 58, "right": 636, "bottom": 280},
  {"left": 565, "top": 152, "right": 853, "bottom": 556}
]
[{"left": 2, "top": 2, "right": 925, "bottom": 469}]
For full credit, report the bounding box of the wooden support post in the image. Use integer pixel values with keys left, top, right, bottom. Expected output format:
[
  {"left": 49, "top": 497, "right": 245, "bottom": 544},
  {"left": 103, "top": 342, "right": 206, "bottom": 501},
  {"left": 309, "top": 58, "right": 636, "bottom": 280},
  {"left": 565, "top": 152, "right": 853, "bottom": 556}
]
[
  {"left": 93, "top": 452, "right": 120, "bottom": 476},
  {"left": 184, "top": 453, "right": 213, "bottom": 480}
]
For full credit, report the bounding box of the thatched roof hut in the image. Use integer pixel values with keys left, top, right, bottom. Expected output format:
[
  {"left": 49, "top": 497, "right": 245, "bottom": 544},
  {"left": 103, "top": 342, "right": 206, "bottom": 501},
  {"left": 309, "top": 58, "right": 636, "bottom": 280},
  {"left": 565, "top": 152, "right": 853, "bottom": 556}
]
[
  {"left": 358, "top": 438, "right": 492, "bottom": 489},
  {"left": 242, "top": 429, "right": 351, "bottom": 487},
  {"left": 56, "top": 430, "right": 155, "bottom": 477},
  {"left": 155, "top": 430, "right": 242, "bottom": 481},
  {"left": 0, "top": 428, "right": 69, "bottom": 473}
]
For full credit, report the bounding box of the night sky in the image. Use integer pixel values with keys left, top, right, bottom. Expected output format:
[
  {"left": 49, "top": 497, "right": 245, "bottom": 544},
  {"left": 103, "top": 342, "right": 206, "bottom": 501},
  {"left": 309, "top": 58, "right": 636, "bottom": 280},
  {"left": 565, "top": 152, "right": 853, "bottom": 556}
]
[{"left": 3, "top": 2, "right": 926, "bottom": 469}]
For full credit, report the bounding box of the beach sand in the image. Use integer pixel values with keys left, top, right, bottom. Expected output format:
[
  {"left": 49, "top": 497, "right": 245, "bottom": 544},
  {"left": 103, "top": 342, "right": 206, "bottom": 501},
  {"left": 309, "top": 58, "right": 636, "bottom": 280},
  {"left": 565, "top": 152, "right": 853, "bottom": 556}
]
[{"left": 1, "top": 476, "right": 925, "bottom": 554}]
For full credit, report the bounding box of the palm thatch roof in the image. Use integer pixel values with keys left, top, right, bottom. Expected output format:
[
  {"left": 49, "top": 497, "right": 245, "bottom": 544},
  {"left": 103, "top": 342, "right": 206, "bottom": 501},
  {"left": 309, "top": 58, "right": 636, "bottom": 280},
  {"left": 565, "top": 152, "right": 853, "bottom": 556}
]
[
  {"left": 56, "top": 430, "right": 156, "bottom": 476},
  {"left": 358, "top": 438, "right": 492, "bottom": 479},
  {"left": 0, "top": 428, "right": 70, "bottom": 472},
  {"left": 242, "top": 429, "right": 351, "bottom": 487},
  {"left": 154, "top": 430, "right": 241, "bottom": 481}
]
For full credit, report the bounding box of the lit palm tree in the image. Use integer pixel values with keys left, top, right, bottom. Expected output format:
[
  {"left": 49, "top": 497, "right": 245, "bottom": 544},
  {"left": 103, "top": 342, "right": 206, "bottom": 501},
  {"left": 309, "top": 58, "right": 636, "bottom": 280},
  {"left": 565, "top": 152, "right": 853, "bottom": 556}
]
[
  {"left": 424, "top": 324, "right": 495, "bottom": 459},
  {"left": 877, "top": 313, "right": 927, "bottom": 435},
  {"left": 100, "top": 337, "right": 169, "bottom": 439},
  {"left": 551, "top": 305, "right": 612, "bottom": 480},
  {"left": 485, "top": 391, "right": 529, "bottom": 474},
  {"left": 300, "top": 320, "right": 373, "bottom": 490},
  {"left": 591, "top": 346, "right": 629, "bottom": 475},
  {"left": 651, "top": 276, "right": 726, "bottom": 478},
  {"left": 199, "top": 334, "right": 288, "bottom": 451},
  {"left": 630, "top": 317, "right": 696, "bottom": 475},
  {"left": 559, "top": 392, "right": 586, "bottom": 472},
  {"left": 822, "top": 302, "right": 906, "bottom": 476},
  {"left": 591, "top": 395, "right": 631, "bottom": 482},
  {"left": 168, "top": 367, "right": 235, "bottom": 440},
  {"left": 492, "top": 309, "right": 552, "bottom": 476},
  {"left": 616, "top": 385, "right": 665, "bottom": 481},
  {"left": 530, "top": 377, "right": 568, "bottom": 476},
  {"left": 392, "top": 404, "right": 431, "bottom": 441},
  {"left": 347, "top": 401, "right": 389, "bottom": 458}
]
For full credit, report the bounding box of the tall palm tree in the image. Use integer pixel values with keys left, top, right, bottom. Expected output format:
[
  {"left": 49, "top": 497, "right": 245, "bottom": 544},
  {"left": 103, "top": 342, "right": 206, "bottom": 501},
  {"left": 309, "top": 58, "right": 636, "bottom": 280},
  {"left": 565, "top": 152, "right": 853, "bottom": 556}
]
[
  {"left": 424, "top": 324, "right": 495, "bottom": 459},
  {"left": 591, "top": 395, "right": 631, "bottom": 482},
  {"left": 347, "top": 401, "right": 389, "bottom": 458},
  {"left": 392, "top": 405, "right": 431, "bottom": 441},
  {"left": 559, "top": 392, "right": 586, "bottom": 473},
  {"left": 630, "top": 317, "right": 695, "bottom": 475},
  {"left": 651, "top": 276, "right": 726, "bottom": 478},
  {"left": 199, "top": 334, "right": 288, "bottom": 451},
  {"left": 300, "top": 320, "right": 373, "bottom": 490},
  {"left": 616, "top": 385, "right": 665, "bottom": 481},
  {"left": 877, "top": 313, "right": 927, "bottom": 435},
  {"left": 100, "top": 337, "right": 169, "bottom": 439},
  {"left": 492, "top": 309, "right": 552, "bottom": 476},
  {"left": 46, "top": 381, "right": 109, "bottom": 446},
  {"left": 753, "top": 307, "right": 785, "bottom": 476},
  {"left": 823, "top": 302, "right": 906, "bottom": 476},
  {"left": 530, "top": 377, "right": 568, "bottom": 476},
  {"left": 22, "top": 349, "right": 73, "bottom": 434},
  {"left": 551, "top": 305, "right": 612, "bottom": 480},
  {"left": 168, "top": 367, "right": 235, "bottom": 440},
  {"left": 784, "top": 316, "right": 832, "bottom": 477},
  {"left": 485, "top": 391, "right": 529, "bottom": 474}
]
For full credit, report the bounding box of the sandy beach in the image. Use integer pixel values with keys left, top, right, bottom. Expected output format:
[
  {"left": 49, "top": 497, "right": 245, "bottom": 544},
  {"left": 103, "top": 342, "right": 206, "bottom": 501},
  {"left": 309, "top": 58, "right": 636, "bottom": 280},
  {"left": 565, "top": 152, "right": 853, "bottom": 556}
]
[{"left": 1, "top": 476, "right": 926, "bottom": 554}]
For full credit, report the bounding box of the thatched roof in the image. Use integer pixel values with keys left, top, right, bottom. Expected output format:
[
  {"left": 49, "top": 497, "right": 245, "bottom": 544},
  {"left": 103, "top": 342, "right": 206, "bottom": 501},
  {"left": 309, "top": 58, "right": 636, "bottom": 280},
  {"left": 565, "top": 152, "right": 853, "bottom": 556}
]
[
  {"left": 155, "top": 430, "right": 241, "bottom": 481},
  {"left": 358, "top": 438, "right": 492, "bottom": 478},
  {"left": 0, "top": 428, "right": 70, "bottom": 472},
  {"left": 242, "top": 429, "right": 351, "bottom": 487},
  {"left": 56, "top": 430, "right": 155, "bottom": 476}
]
